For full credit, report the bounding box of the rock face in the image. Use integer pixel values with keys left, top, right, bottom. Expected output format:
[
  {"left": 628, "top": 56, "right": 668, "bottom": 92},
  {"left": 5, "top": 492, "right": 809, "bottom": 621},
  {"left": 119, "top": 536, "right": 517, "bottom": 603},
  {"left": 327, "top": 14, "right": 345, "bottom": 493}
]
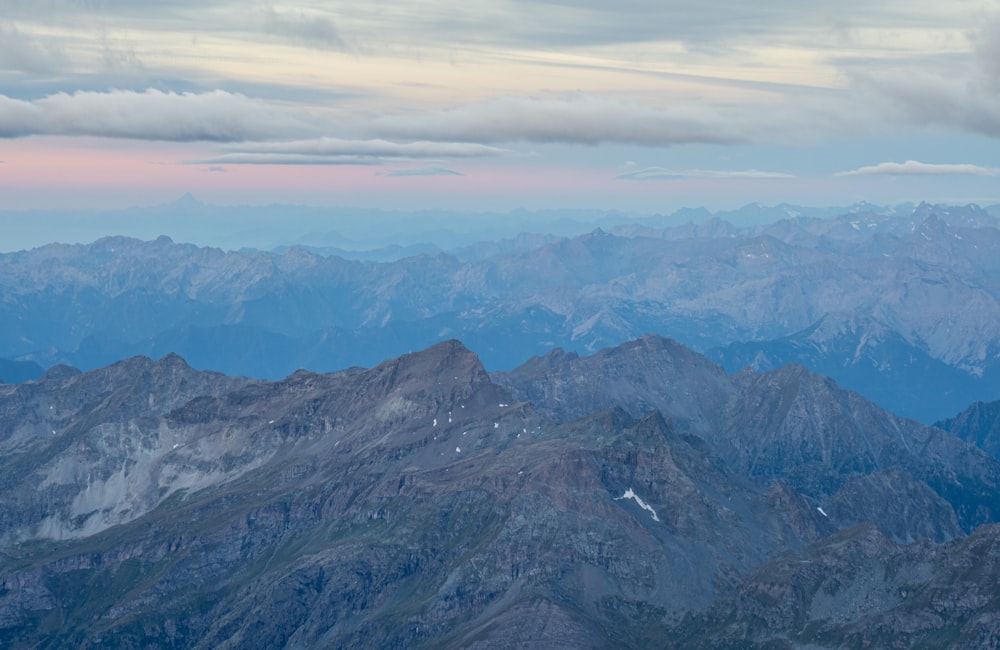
[
  {"left": 498, "top": 335, "right": 1000, "bottom": 537},
  {"left": 674, "top": 523, "right": 1000, "bottom": 649},
  {"left": 707, "top": 313, "right": 989, "bottom": 423},
  {"left": 2, "top": 337, "right": 1000, "bottom": 648},
  {"left": 936, "top": 399, "right": 1000, "bottom": 459}
]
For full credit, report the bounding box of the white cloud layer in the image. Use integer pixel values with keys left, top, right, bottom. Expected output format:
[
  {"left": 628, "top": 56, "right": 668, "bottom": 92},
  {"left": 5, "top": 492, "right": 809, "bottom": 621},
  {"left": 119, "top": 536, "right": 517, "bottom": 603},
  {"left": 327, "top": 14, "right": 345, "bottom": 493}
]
[
  {"left": 379, "top": 166, "right": 463, "bottom": 177},
  {"left": 837, "top": 160, "right": 1000, "bottom": 177},
  {"left": 219, "top": 137, "right": 507, "bottom": 158},
  {"left": 190, "top": 137, "right": 508, "bottom": 165},
  {"left": 0, "top": 89, "right": 318, "bottom": 141}
]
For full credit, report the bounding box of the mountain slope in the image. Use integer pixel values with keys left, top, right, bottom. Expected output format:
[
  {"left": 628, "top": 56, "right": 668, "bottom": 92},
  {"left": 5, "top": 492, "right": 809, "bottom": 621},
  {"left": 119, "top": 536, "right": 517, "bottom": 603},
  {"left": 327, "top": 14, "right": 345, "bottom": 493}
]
[
  {"left": 0, "top": 340, "right": 831, "bottom": 648},
  {"left": 935, "top": 399, "right": 1000, "bottom": 459},
  {"left": 708, "top": 314, "right": 991, "bottom": 423},
  {"left": 498, "top": 335, "right": 1000, "bottom": 536},
  {"left": 3, "top": 338, "right": 1000, "bottom": 647},
  {"left": 673, "top": 522, "right": 1000, "bottom": 649}
]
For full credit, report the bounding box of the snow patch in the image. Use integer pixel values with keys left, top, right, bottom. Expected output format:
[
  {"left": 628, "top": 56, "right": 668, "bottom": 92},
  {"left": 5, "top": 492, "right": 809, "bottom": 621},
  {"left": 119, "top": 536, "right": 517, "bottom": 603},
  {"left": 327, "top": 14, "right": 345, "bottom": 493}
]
[{"left": 615, "top": 488, "right": 660, "bottom": 522}]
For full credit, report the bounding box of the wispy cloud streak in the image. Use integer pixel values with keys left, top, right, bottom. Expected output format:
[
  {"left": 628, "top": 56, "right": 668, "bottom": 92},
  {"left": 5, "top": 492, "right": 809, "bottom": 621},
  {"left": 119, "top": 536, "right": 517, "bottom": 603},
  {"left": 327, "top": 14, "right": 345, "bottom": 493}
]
[
  {"left": 617, "top": 166, "right": 795, "bottom": 180},
  {"left": 837, "top": 160, "right": 1000, "bottom": 176},
  {"left": 0, "top": 89, "right": 318, "bottom": 141}
]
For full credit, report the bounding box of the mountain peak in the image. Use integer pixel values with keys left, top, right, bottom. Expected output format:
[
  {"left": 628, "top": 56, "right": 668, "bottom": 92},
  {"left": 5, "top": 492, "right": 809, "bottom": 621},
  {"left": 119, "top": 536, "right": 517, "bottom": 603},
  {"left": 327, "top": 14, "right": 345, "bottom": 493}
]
[
  {"left": 38, "top": 363, "right": 81, "bottom": 383},
  {"left": 173, "top": 192, "right": 204, "bottom": 208},
  {"left": 157, "top": 352, "right": 193, "bottom": 369},
  {"left": 369, "top": 339, "right": 491, "bottom": 397}
]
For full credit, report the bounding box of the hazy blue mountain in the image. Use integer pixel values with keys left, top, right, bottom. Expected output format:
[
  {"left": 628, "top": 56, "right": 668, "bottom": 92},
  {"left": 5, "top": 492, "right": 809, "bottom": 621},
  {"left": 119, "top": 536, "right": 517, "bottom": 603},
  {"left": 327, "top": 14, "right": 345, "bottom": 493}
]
[
  {"left": 2, "top": 202, "right": 1000, "bottom": 422},
  {"left": 271, "top": 242, "right": 444, "bottom": 262},
  {"left": 0, "top": 358, "right": 44, "bottom": 384},
  {"left": 936, "top": 399, "right": 1000, "bottom": 459},
  {"left": 707, "top": 314, "right": 994, "bottom": 423}
]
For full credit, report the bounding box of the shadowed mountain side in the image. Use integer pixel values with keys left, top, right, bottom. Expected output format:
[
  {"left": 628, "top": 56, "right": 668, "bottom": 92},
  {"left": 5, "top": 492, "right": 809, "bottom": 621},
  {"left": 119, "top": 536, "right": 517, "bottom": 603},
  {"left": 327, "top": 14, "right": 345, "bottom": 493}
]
[
  {"left": 671, "top": 522, "right": 1000, "bottom": 649},
  {"left": 498, "top": 335, "right": 1000, "bottom": 535},
  {"left": 492, "top": 334, "right": 734, "bottom": 433},
  {"left": 0, "top": 342, "right": 841, "bottom": 648},
  {"left": 936, "top": 398, "right": 1000, "bottom": 460}
]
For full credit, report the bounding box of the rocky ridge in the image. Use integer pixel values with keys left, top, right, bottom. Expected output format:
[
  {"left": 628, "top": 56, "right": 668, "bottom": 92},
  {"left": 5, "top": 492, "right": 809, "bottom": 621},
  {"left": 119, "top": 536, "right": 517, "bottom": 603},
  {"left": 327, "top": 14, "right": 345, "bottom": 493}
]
[
  {"left": 4, "top": 203, "right": 1000, "bottom": 422},
  {"left": 1, "top": 337, "right": 999, "bottom": 647}
]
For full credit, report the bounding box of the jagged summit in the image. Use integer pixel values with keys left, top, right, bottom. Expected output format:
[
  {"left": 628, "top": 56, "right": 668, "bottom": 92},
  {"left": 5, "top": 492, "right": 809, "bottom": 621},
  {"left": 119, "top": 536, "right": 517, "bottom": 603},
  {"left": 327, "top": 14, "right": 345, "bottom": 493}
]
[{"left": 936, "top": 398, "right": 1000, "bottom": 459}]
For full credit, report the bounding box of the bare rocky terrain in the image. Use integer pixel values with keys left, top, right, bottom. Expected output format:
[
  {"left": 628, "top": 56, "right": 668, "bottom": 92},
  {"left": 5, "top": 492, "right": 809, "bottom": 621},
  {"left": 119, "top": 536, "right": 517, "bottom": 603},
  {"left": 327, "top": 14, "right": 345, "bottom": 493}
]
[{"left": 2, "top": 337, "right": 999, "bottom": 647}]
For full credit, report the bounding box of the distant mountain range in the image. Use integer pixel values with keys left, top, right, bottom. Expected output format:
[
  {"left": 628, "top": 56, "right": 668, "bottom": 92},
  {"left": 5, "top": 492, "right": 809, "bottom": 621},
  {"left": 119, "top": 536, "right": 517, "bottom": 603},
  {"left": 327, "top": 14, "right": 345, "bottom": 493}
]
[
  {"left": 2, "top": 337, "right": 999, "bottom": 647},
  {"left": 2, "top": 194, "right": 949, "bottom": 254},
  {"left": 3, "top": 201, "right": 1000, "bottom": 422}
]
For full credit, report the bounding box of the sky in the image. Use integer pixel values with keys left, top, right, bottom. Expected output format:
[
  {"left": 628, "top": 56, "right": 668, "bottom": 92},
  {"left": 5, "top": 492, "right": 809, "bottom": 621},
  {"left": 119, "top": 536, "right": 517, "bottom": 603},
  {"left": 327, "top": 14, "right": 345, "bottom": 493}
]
[{"left": 1, "top": 1, "right": 1000, "bottom": 215}]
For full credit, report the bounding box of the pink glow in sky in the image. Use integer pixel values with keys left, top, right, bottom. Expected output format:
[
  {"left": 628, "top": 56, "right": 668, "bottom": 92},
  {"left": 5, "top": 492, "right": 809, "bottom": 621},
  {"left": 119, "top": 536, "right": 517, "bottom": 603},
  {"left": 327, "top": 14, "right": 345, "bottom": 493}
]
[{"left": 0, "top": 2, "right": 997, "bottom": 214}]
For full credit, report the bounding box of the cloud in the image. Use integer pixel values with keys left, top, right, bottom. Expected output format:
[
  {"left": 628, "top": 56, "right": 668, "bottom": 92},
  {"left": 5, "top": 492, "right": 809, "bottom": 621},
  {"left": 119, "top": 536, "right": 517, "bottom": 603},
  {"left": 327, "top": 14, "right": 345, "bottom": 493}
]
[
  {"left": 859, "top": 71, "right": 1000, "bottom": 139},
  {"left": 262, "top": 7, "right": 349, "bottom": 50},
  {"left": 334, "top": 1, "right": 952, "bottom": 53},
  {"left": 218, "top": 137, "right": 507, "bottom": 158},
  {"left": 0, "top": 89, "right": 318, "bottom": 141},
  {"left": 972, "top": 16, "right": 1000, "bottom": 92},
  {"left": 851, "top": 16, "right": 1000, "bottom": 139},
  {"left": 370, "top": 95, "right": 748, "bottom": 146},
  {"left": 836, "top": 160, "right": 1000, "bottom": 177},
  {"left": 188, "top": 137, "right": 507, "bottom": 166},
  {"left": 185, "top": 153, "right": 382, "bottom": 166},
  {"left": 616, "top": 166, "right": 795, "bottom": 180},
  {"left": 0, "top": 23, "right": 68, "bottom": 74},
  {"left": 98, "top": 28, "right": 145, "bottom": 73},
  {"left": 379, "top": 166, "right": 463, "bottom": 177},
  {"left": 207, "top": 165, "right": 227, "bottom": 172}
]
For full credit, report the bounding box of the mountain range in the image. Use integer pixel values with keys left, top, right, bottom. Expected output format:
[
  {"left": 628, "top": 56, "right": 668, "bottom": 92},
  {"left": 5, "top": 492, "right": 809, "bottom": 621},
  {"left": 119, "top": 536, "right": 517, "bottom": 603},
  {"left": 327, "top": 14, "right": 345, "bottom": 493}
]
[
  {"left": 2, "top": 336, "right": 1000, "bottom": 647},
  {"left": 3, "top": 201, "right": 1000, "bottom": 425}
]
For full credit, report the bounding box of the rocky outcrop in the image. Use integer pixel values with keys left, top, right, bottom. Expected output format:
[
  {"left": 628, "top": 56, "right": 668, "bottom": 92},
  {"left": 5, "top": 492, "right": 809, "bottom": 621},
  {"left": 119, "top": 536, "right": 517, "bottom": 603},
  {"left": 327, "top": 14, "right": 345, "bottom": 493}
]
[
  {"left": 673, "top": 523, "right": 1000, "bottom": 649},
  {"left": 936, "top": 399, "right": 1000, "bottom": 459},
  {"left": 501, "top": 335, "right": 1000, "bottom": 537}
]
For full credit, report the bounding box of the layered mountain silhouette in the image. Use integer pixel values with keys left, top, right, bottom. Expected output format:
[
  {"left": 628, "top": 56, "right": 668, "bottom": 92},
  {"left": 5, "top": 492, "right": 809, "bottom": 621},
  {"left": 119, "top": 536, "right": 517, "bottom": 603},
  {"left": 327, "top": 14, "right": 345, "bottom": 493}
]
[
  {"left": 3, "top": 203, "right": 1000, "bottom": 423},
  {"left": 2, "top": 336, "right": 999, "bottom": 647}
]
